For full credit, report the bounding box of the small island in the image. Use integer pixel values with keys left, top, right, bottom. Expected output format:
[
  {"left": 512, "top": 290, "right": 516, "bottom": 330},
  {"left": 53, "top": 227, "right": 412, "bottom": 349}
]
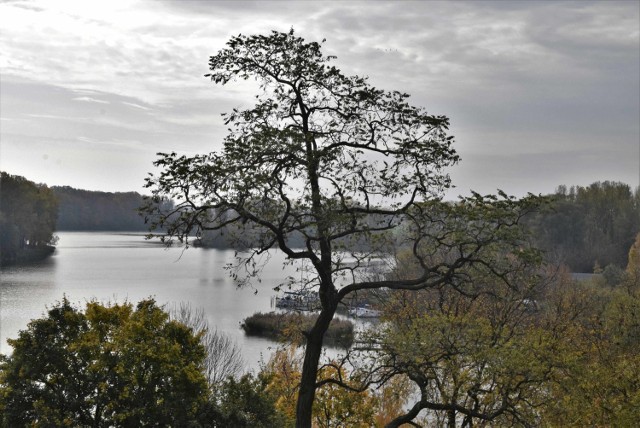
[{"left": 242, "top": 311, "right": 354, "bottom": 349}]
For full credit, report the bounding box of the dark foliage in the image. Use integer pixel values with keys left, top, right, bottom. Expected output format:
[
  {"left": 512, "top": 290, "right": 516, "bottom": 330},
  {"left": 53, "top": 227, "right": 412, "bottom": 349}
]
[
  {"left": 0, "top": 298, "right": 211, "bottom": 427},
  {"left": 53, "top": 186, "right": 150, "bottom": 231},
  {"left": 0, "top": 172, "right": 58, "bottom": 265},
  {"left": 213, "top": 374, "right": 292, "bottom": 427},
  {"left": 242, "top": 311, "right": 354, "bottom": 348},
  {"left": 529, "top": 181, "right": 640, "bottom": 272}
]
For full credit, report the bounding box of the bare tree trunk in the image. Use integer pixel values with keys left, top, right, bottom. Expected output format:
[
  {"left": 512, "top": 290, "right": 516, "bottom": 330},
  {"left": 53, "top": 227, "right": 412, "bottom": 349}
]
[
  {"left": 448, "top": 409, "right": 457, "bottom": 428},
  {"left": 295, "top": 302, "right": 337, "bottom": 427}
]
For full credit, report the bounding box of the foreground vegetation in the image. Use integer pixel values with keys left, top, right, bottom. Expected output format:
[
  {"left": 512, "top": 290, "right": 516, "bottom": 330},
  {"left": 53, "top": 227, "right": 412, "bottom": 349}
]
[
  {"left": 0, "top": 299, "right": 210, "bottom": 426},
  {"left": 364, "top": 241, "right": 640, "bottom": 426},
  {"left": 2, "top": 239, "right": 638, "bottom": 426}
]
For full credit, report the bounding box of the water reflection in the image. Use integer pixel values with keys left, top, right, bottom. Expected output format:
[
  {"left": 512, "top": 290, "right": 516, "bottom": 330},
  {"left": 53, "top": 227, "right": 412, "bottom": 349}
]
[{"left": 1, "top": 232, "right": 298, "bottom": 370}]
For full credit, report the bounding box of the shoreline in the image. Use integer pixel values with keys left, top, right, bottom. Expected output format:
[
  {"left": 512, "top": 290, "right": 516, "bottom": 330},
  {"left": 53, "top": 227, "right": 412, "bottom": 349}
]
[{"left": 0, "top": 245, "right": 56, "bottom": 267}]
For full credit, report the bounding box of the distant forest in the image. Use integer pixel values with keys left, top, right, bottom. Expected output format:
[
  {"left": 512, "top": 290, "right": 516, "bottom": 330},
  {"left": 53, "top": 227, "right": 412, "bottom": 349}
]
[
  {"left": 1, "top": 173, "right": 638, "bottom": 273},
  {"left": 1, "top": 172, "right": 58, "bottom": 265},
  {"left": 195, "top": 181, "right": 640, "bottom": 273},
  {"left": 53, "top": 186, "right": 147, "bottom": 231},
  {"left": 528, "top": 181, "right": 640, "bottom": 272},
  {"left": 56, "top": 180, "right": 638, "bottom": 272}
]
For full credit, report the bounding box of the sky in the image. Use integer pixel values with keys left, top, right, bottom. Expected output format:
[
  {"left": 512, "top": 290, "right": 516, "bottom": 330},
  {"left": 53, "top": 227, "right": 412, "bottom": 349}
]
[{"left": 1, "top": 0, "right": 638, "bottom": 199}]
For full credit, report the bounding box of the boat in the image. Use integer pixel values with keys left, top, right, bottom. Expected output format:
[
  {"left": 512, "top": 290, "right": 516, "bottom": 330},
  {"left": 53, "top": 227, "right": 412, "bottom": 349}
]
[
  {"left": 348, "top": 305, "right": 381, "bottom": 318},
  {"left": 274, "top": 290, "right": 320, "bottom": 311}
]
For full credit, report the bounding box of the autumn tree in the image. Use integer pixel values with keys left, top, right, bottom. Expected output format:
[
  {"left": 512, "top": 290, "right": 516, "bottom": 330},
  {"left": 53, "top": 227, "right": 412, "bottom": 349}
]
[
  {"left": 143, "top": 30, "right": 543, "bottom": 427},
  {"left": 0, "top": 299, "right": 211, "bottom": 426},
  {"left": 361, "top": 274, "right": 556, "bottom": 425},
  {"left": 626, "top": 232, "right": 640, "bottom": 287},
  {"left": 540, "top": 272, "right": 640, "bottom": 425},
  {"left": 260, "top": 346, "right": 388, "bottom": 428}
]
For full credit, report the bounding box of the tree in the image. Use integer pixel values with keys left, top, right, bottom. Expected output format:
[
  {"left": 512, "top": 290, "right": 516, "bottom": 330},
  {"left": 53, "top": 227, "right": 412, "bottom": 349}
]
[
  {"left": 170, "top": 302, "right": 245, "bottom": 388},
  {"left": 364, "top": 275, "right": 557, "bottom": 426},
  {"left": 529, "top": 181, "right": 640, "bottom": 271},
  {"left": 143, "top": 29, "right": 543, "bottom": 427},
  {"left": 603, "top": 263, "right": 625, "bottom": 286},
  {"left": 260, "top": 346, "right": 380, "bottom": 428},
  {"left": 626, "top": 232, "right": 640, "bottom": 287},
  {"left": 540, "top": 274, "right": 640, "bottom": 426},
  {"left": 0, "top": 299, "right": 211, "bottom": 426},
  {"left": 0, "top": 172, "right": 58, "bottom": 265},
  {"left": 213, "top": 373, "right": 291, "bottom": 428}
]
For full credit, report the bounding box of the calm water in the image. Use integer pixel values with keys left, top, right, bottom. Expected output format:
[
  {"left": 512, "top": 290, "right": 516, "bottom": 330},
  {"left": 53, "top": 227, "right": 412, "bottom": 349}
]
[{"left": 0, "top": 232, "right": 299, "bottom": 369}]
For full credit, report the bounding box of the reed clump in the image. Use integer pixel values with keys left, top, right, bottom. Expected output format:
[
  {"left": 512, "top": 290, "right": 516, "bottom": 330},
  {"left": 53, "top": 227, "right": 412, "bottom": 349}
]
[{"left": 241, "top": 311, "right": 354, "bottom": 348}]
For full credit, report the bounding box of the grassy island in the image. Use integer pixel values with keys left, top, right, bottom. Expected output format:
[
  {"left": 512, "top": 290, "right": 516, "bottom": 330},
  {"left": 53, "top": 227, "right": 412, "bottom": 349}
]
[{"left": 242, "top": 311, "right": 354, "bottom": 348}]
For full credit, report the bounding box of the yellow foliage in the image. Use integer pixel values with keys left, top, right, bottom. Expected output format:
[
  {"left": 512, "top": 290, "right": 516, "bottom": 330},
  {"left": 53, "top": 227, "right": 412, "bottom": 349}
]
[
  {"left": 626, "top": 232, "right": 640, "bottom": 287},
  {"left": 262, "top": 346, "right": 403, "bottom": 427},
  {"left": 262, "top": 346, "right": 301, "bottom": 424}
]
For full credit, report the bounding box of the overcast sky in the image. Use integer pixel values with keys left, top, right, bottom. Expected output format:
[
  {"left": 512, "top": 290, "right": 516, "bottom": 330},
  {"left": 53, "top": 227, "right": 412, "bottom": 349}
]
[{"left": 1, "top": 0, "right": 638, "bottom": 199}]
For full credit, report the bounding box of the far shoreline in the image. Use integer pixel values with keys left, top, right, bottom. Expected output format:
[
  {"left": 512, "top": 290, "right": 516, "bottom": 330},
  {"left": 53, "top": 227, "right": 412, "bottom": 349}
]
[{"left": 0, "top": 245, "right": 56, "bottom": 268}]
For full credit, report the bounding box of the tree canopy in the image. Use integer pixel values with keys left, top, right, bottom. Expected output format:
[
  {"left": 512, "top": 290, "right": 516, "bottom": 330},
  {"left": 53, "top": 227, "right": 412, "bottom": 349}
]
[
  {"left": 53, "top": 186, "right": 150, "bottom": 231},
  {"left": 354, "top": 254, "right": 558, "bottom": 427},
  {"left": 0, "top": 172, "right": 58, "bottom": 265},
  {"left": 0, "top": 299, "right": 211, "bottom": 426},
  {"left": 529, "top": 181, "right": 640, "bottom": 272},
  {"left": 143, "top": 29, "right": 544, "bottom": 427}
]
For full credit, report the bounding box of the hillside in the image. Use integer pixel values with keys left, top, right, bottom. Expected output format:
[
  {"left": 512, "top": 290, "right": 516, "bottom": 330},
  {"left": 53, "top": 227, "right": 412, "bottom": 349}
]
[{"left": 53, "top": 186, "right": 148, "bottom": 231}]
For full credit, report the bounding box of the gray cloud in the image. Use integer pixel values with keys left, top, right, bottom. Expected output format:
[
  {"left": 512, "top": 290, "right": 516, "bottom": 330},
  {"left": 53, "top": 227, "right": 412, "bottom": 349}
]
[
  {"left": 0, "top": 0, "right": 637, "bottom": 196},
  {"left": 74, "top": 97, "right": 110, "bottom": 104}
]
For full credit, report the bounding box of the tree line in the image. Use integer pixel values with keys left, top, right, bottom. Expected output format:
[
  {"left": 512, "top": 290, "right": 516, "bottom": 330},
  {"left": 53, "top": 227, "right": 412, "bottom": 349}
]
[
  {"left": 53, "top": 186, "right": 149, "bottom": 231},
  {"left": 195, "top": 181, "right": 640, "bottom": 275},
  {"left": 3, "top": 172, "right": 637, "bottom": 273},
  {"left": 0, "top": 172, "right": 58, "bottom": 265},
  {"left": 1, "top": 175, "right": 152, "bottom": 265},
  {"left": 528, "top": 181, "right": 640, "bottom": 272}
]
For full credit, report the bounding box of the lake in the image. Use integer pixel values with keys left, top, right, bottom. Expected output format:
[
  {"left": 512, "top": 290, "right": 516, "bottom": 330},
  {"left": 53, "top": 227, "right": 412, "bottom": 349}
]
[{"left": 0, "top": 231, "right": 302, "bottom": 369}]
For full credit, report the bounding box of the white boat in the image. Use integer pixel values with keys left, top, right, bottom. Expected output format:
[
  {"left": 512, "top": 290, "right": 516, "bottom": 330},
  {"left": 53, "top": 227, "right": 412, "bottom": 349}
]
[
  {"left": 274, "top": 291, "right": 320, "bottom": 311},
  {"left": 348, "top": 305, "right": 381, "bottom": 318}
]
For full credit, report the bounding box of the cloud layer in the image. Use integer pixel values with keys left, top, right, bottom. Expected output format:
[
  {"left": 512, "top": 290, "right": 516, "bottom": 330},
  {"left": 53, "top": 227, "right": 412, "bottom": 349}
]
[{"left": 1, "top": 0, "right": 638, "bottom": 196}]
